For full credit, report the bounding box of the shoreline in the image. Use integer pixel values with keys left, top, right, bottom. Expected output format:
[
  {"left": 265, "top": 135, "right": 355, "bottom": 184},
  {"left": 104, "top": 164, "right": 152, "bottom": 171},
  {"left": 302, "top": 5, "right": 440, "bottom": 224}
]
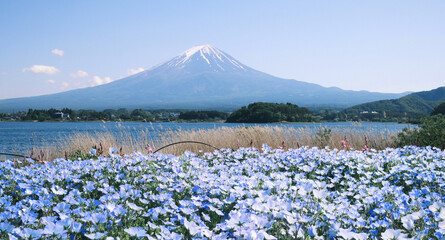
[{"left": 0, "top": 120, "right": 414, "bottom": 124}]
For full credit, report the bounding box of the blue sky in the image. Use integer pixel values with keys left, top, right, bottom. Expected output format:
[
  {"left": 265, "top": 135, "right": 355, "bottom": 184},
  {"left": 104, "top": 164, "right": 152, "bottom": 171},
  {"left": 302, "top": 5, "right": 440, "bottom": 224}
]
[{"left": 1, "top": 1, "right": 444, "bottom": 99}]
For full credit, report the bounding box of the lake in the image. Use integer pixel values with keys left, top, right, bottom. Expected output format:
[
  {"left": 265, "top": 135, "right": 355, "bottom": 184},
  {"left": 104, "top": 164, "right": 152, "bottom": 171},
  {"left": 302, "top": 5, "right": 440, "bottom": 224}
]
[{"left": 0, "top": 121, "right": 415, "bottom": 159}]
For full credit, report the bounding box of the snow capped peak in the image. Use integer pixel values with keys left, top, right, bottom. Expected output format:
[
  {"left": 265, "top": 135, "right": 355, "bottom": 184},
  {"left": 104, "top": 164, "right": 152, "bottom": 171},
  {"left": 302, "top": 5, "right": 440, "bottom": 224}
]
[
  {"left": 182, "top": 44, "right": 217, "bottom": 57},
  {"left": 165, "top": 44, "right": 247, "bottom": 72}
]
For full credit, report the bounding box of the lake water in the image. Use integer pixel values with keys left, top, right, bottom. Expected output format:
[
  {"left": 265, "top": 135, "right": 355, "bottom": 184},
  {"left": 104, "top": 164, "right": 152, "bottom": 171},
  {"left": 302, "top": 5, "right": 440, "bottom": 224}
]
[{"left": 0, "top": 121, "right": 415, "bottom": 159}]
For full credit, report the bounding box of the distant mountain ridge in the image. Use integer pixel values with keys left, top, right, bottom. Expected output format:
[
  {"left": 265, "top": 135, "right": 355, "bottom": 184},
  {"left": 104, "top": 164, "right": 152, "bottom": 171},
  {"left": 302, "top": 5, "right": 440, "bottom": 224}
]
[
  {"left": 345, "top": 87, "right": 445, "bottom": 115},
  {"left": 0, "top": 44, "right": 409, "bottom": 112}
]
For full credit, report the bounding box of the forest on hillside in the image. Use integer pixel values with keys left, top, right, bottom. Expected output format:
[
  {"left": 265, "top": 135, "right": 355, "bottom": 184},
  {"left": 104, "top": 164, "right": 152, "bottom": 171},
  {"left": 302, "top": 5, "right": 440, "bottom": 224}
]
[{"left": 226, "top": 102, "right": 314, "bottom": 123}]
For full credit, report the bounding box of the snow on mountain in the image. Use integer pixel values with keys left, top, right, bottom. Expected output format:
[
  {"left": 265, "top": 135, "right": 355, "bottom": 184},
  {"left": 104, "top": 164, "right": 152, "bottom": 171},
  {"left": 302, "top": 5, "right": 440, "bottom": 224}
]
[{"left": 166, "top": 44, "right": 246, "bottom": 71}]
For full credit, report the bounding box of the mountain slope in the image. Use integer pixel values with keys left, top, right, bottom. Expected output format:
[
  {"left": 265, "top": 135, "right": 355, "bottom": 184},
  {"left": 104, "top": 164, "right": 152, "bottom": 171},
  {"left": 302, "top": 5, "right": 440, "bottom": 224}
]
[
  {"left": 0, "top": 45, "right": 408, "bottom": 112},
  {"left": 345, "top": 87, "right": 445, "bottom": 115}
]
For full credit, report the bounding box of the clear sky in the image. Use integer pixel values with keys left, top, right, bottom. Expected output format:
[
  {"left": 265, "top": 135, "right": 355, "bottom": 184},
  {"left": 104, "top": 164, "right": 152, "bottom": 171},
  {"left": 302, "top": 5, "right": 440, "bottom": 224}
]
[{"left": 1, "top": 1, "right": 444, "bottom": 100}]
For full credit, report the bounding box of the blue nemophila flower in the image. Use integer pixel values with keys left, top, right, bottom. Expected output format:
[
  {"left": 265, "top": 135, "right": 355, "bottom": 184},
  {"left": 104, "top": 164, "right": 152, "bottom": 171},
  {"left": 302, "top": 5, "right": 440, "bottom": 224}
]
[
  {"left": 10, "top": 227, "right": 42, "bottom": 239},
  {"left": 71, "top": 221, "right": 82, "bottom": 232},
  {"left": 85, "top": 181, "right": 96, "bottom": 192},
  {"left": 109, "top": 147, "right": 117, "bottom": 155},
  {"left": 109, "top": 204, "right": 127, "bottom": 217},
  {"left": 19, "top": 211, "right": 38, "bottom": 226},
  {"left": 1, "top": 145, "right": 445, "bottom": 238},
  {"left": 42, "top": 222, "right": 67, "bottom": 237},
  {"left": 53, "top": 202, "right": 71, "bottom": 214},
  {"left": 124, "top": 227, "right": 147, "bottom": 238},
  {"left": 90, "top": 212, "right": 108, "bottom": 224},
  {"left": 89, "top": 148, "right": 97, "bottom": 156},
  {"left": 0, "top": 222, "right": 14, "bottom": 232},
  {"left": 85, "top": 231, "right": 107, "bottom": 239},
  {"left": 143, "top": 207, "right": 167, "bottom": 220},
  {"left": 192, "top": 185, "right": 203, "bottom": 194}
]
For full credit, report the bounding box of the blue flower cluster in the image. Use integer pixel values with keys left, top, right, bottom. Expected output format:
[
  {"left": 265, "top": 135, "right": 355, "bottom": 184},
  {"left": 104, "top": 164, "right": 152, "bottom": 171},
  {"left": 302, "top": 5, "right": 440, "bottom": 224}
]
[{"left": 0, "top": 145, "right": 445, "bottom": 239}]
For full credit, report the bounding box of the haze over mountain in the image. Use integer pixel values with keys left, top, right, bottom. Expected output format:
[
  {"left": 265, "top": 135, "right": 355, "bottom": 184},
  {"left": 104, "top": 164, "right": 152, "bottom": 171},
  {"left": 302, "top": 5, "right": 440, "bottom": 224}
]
[{"left": 0, "top": 45, "right": 409, "bottom": 112}]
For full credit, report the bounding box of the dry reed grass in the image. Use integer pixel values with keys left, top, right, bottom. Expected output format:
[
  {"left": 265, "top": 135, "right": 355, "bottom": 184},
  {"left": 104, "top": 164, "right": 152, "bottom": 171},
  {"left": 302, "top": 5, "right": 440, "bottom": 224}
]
[{"left": 38, "top": 124, "right": 396, "bottom": 161}]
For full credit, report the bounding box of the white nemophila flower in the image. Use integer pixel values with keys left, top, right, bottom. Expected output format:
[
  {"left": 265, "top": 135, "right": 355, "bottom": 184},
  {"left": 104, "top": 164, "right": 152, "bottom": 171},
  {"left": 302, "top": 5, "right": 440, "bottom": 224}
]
[
  {"left": 438, "top": 220, "right": 445, "bottom": 230},
  {"left": 381, "top": 228, "right": 408, "bottom": 240},
  {"left": 182, "top": 218, "right": 200, "bottom": 235},
  {"left": 411, "top": 209, "right": 426, "bottom": 220},
  {"left": 313, "top": 188, "right": 328, "bottom": 199},
  {"left": 302, "top": 165, "right": 313, "bottom": 172},
  {"left": 146, "top": 221, "right": 159, "bottom": 229},
  {"left": 337, "top": 228, "right": 357, "bottom": 240},
  {"left": 283, "top": 213, "right": 297, "bottom": 225},
  {"left": 180, "top": 207, "right": 195, "bottom": 215},
  {"left": 109, "top": 147, "right": 117, "bottom": 155},
  {"left": 439, "top": 208, "right": 445, "bottom": 220},
  {"left": 401, "top": 215, "right": 415, "bottom": 230},
  {"left": 250, "top": 229, "right": 277, "bottom": 240},
  {"left": 51, "top": 185, "right": 67, "bottom": 195},
  {"left": 127, "top": 202, "right": 143, "bottom": 211},
  {"left": 208, "top": 204, "right": 224, "bottom": 216},
  {"left": 354, "top": 232, "right": 369, "bottom": 240},
  {"left": 202, "top": 213, "right": 211, "bottom": 222}
]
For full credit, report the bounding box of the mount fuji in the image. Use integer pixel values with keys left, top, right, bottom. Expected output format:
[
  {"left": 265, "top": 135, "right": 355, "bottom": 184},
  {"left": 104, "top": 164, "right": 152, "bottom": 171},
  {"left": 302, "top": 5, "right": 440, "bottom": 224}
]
[{"left": 0, "top": 44, "right": 407, "bottom": 111}]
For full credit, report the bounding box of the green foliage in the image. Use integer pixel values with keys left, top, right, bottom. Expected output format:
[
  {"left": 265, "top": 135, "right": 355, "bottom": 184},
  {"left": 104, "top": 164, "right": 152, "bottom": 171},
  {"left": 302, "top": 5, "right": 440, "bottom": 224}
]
[
  {"left": 14, "top": 108, "right": 162, "bottom": 122},
  {"left": 226, "top": 102, "right": 313, "bottom": 123},
  {"left": 431, "top": 102, "right": 445, "bottom": 116},
  {"left": 394, "top": 115, "right": 445, "bottom": 149},
  {"left": 178, "top": 110, "right": 228, "bottom": 121},
  {"left": 68, "top": 150, "right": 96, "bottom": 160},
  {"left": 130, "top": 109, "right": 155, "bottom": 121},
  {"left": 23, "top": 109, "right": 53, "bottom": 121}
]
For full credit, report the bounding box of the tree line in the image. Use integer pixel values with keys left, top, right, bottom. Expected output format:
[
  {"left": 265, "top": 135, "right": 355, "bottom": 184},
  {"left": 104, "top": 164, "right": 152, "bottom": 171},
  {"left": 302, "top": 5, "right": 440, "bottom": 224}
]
[
  {"left": 178, "top": 111, "right": 228, "bottom": 121},
  {"left": 1, "top": 101, "right": 443, "bottom": 123},
  {"left": 1, "top": 108, "right": 230, "bottom": 122}
]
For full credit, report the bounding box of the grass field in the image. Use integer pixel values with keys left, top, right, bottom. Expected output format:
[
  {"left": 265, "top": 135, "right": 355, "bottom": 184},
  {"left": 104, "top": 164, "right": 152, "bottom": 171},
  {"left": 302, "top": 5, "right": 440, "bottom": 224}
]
[{"left": 34, "top": 125, "right": 397, "bottom": 161}]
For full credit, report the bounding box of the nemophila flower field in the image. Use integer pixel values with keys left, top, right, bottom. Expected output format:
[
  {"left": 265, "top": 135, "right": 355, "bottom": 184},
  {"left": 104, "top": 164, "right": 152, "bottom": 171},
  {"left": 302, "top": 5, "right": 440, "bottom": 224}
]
[{"left": 1, "top": 145, "right": 445, "bottom": 239}]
